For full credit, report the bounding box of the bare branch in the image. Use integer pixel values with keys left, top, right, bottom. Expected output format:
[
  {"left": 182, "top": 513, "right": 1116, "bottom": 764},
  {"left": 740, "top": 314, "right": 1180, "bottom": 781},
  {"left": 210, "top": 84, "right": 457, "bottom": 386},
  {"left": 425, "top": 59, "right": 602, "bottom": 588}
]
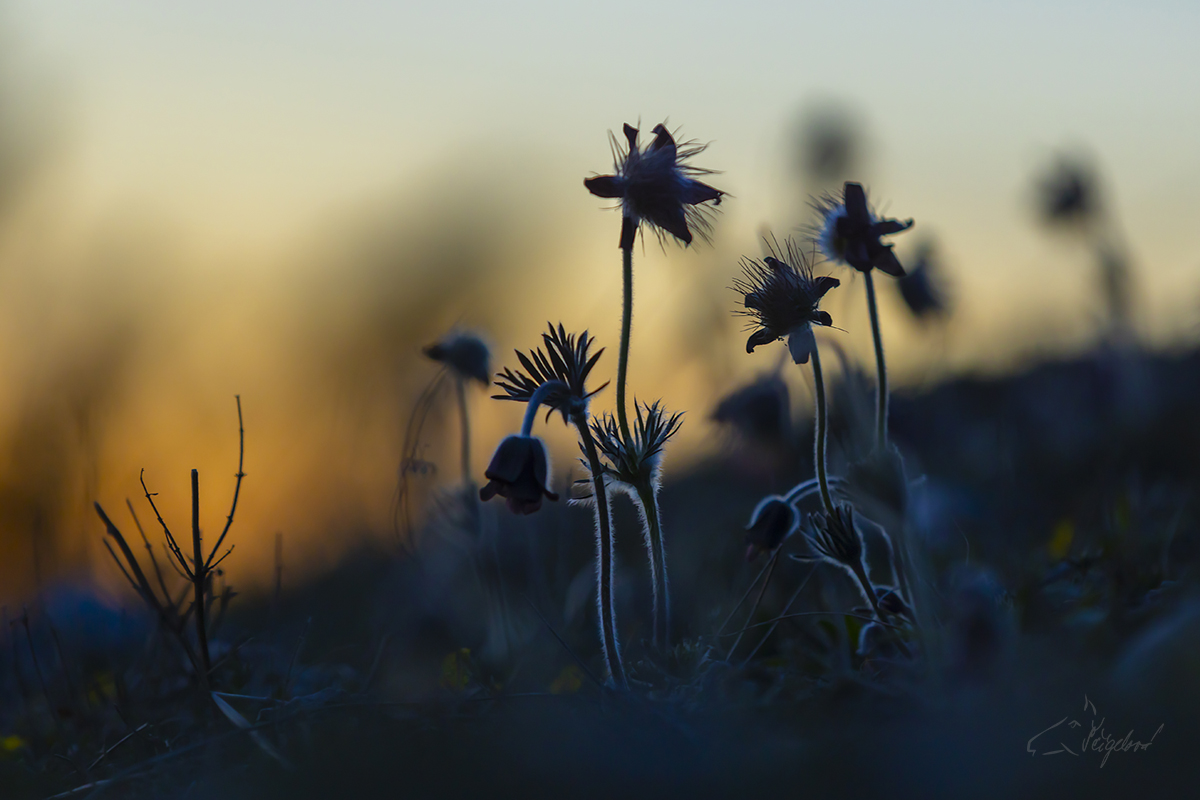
[
  {"left": 140, "top": 470, "right": 193, "bottom": 580},
  {"left": 206, "top": 395, "right": 245, "bottom": 568},
  {"left": 127, "top": 498, "right": 172, "bottom": 604}
]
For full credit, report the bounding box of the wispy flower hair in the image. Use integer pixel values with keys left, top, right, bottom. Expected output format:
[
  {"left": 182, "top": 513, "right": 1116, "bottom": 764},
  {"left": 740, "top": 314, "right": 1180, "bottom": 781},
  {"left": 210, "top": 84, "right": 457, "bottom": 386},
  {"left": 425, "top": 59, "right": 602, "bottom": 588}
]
[
  {"left": 812, "top": 182, "right": 913, "bottom": 276},
  {"left": 585, "top": 123, "right": 724, "bottom": 249},
  {"left": 735, "top": 238, "right": 839, "bottom": 364},
  {"left": 493, "top": 323, "right": 608, "bottom": 423}
]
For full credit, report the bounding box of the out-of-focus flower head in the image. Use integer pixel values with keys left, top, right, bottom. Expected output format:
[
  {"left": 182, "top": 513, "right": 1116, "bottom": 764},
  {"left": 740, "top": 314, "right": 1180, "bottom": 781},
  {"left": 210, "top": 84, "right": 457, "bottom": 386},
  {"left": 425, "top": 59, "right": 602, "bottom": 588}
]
[
  {"left": 744, "top": 495, "right": 799, "bottom": 560},
  {"left": 493, "top": 324, "right": 608, "bottom": 424},
  {"left": 587, "top": 400, "right": 684, "bottom": 494},
  {"left": 1037, "top": 155, "right": 1098, "bottom": 227},
  {"left": 812, "top": 182, "right": 913, "bottom": 277},
  {"left": 422, "top": 330, "right": 491, "bottom": 384},
  {"left": 585, "top": 123, "right": 724, "bottom": 249},
  {"left": 795, "top": 102, "right": 863, "bottom": 183},
  {"left": 712, "top": 373, "right": 792, "bottom": 446},
  {"left": 897, "top": 239, "right": 949, "bottom": 320},
  {"left": 479, "top": 435, "right": 558, "bottom": 515},
  {"left": 735, "top": 238, "right": 839, "bottom": 364}
]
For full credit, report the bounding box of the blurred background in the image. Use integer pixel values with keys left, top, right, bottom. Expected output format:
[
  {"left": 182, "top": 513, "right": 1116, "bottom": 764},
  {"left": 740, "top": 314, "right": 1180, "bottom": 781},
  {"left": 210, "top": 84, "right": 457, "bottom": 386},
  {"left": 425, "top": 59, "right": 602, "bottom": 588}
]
[{"left": 2, "top": 0, "right": 1199, "bottom": 606}]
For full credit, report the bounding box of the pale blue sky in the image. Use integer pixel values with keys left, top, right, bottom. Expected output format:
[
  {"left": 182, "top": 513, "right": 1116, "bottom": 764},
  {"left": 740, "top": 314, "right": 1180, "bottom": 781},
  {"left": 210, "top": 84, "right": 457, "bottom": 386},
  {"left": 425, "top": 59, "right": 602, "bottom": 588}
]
[{"left": 6, "top": 0, "right": 1200, "bottom": 360}]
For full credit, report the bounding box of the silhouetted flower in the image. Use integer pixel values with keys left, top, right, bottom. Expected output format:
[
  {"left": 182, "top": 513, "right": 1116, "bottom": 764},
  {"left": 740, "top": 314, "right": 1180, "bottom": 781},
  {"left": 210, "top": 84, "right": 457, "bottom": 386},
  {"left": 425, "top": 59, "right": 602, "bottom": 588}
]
[
  {"left": 813, "top": 182, "right": 913, "bottom": 276},
  {"left": 423, "top": 331, "right": 491, "bottom": 384},
  {"left": 585, "top": 123, "right": 723, "bottom": 248},
  {"left": 1037, "top": 155, "right": 1097, "bottom": 226},
  {"left": 479, "top": 435, "right": 558, "bottom": 514},
  {"left": 493, "top": 324, "right": 608, "bottom": 424},
  {"left": 744, "top": 495, "right": 798, "bottom": 560},
  {"left": 735, "top": 239, "right": 839, "bottom": 364},
  {"left": 896, "top": 241, "right": 948, "bottom": 320},
  {"left": 712, "top": 373, "right": 791, "bottom": 445}
]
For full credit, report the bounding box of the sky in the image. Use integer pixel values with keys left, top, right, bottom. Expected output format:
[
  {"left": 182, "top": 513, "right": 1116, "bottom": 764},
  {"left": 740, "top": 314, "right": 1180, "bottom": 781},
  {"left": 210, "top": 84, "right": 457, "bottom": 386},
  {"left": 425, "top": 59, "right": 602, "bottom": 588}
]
[{"left": 2, "top": 0, "right": 1199, "bottom": 599}]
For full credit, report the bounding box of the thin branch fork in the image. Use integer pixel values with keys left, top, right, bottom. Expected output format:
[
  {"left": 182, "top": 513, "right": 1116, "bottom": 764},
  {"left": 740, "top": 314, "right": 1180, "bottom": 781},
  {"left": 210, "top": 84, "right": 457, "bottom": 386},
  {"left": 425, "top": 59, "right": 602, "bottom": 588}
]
[{"left": 94, "top": 396, "right": 247, "bottom": 688}]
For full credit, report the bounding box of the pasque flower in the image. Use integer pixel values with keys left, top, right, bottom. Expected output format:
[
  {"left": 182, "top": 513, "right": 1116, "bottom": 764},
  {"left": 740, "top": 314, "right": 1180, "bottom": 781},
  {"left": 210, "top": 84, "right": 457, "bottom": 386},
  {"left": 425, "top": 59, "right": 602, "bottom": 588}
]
[
  {"left": 744, "top": 495, "right": 799, "bottom": 560},
  {"left": 814, "top": 182, "right": 913, "bottom": 276},
  {"left": 493, "top": 323, "right": 607, "bottom": 423},
  {"left": 735, "top": 239, "right": 839, "bottom": 364},
  {"left": 479, "top": 435, "right": 558, "bottom": 514},
  {"left": 585, "top": 123, "right": 723, "bottom": 249},
  {"left": 422, "top": 331, "right": 491, "bottom": 384}
]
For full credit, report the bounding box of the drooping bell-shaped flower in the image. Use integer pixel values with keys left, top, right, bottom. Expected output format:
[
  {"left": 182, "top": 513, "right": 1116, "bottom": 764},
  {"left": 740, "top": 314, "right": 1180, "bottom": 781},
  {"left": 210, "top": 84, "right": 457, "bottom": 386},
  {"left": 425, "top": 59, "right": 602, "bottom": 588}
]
[
  {"left": 479, "top": 435, "right": 558, "bottom": 515},
  {"left": 743, "top": 495, "right": 799, "bottom": 560}
]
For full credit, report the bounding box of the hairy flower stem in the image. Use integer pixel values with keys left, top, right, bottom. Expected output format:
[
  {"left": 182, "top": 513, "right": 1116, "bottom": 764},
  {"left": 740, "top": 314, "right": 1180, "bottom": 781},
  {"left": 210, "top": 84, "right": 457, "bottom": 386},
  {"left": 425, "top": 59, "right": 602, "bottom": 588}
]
[
  {"left": 633, "top": 482, "right": 669, "bottom": 650},
  {"left": 617, "top": 240, "right": 634, "bottom": 442},
  {"left": 576, "top": 415, "right": 627, "bottom": 689},
  {"left": 864, "top": 272, "right": 889, "bottom": 447},
  {"left": 519, "top": 380, "right": 568, "bottom": 437},
  {"left": 810, "top": 344, "right": 837, "bottom": 517}
]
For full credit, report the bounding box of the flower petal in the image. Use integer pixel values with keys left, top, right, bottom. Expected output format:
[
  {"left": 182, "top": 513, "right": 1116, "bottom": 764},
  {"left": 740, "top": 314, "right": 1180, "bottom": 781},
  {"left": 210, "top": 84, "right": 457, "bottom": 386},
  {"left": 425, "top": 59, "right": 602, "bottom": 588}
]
[
  {"left": 873, "top": 218, "right": 914, "bottom": 236},
  {"left": 681, "top": 179, "right": 722, "bottom": 206},
  {"left": 647, "top": 204, "right": 692, "bottom": 245},
  {"left": 842, "top": 182, "right": 871, "bottom": 223},
  {"left": 649, "top": 124, "right": 676, "bottom": 161},
  {"left": 745, "top": 328, "right": 778, "bottom": 354},
  {"left": 813, "top": 275, "right": 840, "bottom": 298},
  {"left": 873, "top": 246, "right": 907, "bottom": 277},
  {"left": 622, "top": 123, "right": 639, "bottom": 151},
  {"left": 787, "top": 325, "right": 816, "bottom": 365},
  {"left": 619, "top": 215, "right": 638, "bottom": 249},
  {"left": 584, "top": 175, "right": 624, "bottom": 199}
]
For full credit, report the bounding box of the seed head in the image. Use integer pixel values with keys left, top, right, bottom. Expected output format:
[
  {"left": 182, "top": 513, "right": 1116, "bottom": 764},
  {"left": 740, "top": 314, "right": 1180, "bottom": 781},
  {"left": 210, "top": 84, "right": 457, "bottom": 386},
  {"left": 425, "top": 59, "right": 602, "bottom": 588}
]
[
  {"left": 811, "top": 182, "right": 913, "bottom": 276},
  {"left": 479, "top": 435, "right": 558, "bottom": 515},
  {"left": 493, "top": 324, "right": 608, "bottom": 424},
  {"left": 735, "top": 238, "right": 839, "bottom": 364},
  {"left": 585, "top": 123, "right": 724, "bottom": 249}
]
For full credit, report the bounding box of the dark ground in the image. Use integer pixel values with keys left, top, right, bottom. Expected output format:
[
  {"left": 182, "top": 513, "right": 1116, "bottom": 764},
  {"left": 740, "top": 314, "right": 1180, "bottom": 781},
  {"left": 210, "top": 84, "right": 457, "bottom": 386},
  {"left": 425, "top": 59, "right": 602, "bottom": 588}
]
[{"left": 3, "top": 343, "right": 1199, "bottom": 798}]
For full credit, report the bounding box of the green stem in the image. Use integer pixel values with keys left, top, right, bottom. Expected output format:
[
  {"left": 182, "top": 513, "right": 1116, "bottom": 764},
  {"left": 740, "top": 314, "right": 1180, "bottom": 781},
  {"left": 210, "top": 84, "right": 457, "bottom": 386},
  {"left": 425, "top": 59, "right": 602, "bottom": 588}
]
[
  {"left": 576, "top": 415, "right": 627, "bottom": 689},
  {"left": 635, "top": 483, "right": 669, "bottom": 650},
  {"left": 617, "top": 241, "right": 634, "bottom": 442},
  {"left": 810, "top": 344, "right": 837, "bottom": 517},
  {"left": 864, "top": 271, "right": 889, "bottom": 447}
]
